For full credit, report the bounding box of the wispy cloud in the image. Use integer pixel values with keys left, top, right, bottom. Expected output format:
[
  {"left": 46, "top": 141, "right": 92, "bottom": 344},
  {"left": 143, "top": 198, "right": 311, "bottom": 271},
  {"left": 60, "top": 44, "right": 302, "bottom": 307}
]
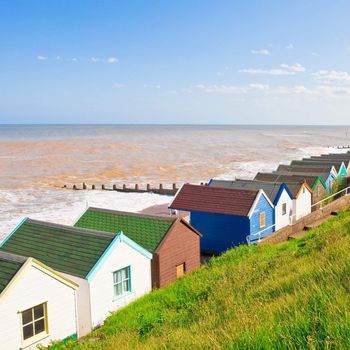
[
  {"left": 195, "top": 83, "right": 270, "bottom": 94},
  {"left": 346, "top": 45, "right": 350, "bottom": 52},
  {"left": 107, "top": 57, "right": 118, "bottom": 64},
  {"left": 251, "top": 49, "right": 270, "bottom": 56},
  {"left": 195, "top": 83, "right": 350, "bottom": 97},
  {"left": 239, "top": 63, "right": 305, "bottom": 76},
  {"left": 286, "top": 43, "right": 294, "bottom": 49},
  {"left": 313, "top": 70, "right": 350, "bottom": 82},
  {"left": 90, "top": 57, "right": 100, "bottom": 63},
  {"left": 36, "top": 55, "right": 118, "bottom": 64}
]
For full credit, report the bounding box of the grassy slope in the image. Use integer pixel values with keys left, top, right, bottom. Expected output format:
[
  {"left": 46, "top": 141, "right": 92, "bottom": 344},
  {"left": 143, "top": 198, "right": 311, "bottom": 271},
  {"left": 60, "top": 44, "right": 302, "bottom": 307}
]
[{"left": 61, "top": 209, "right": 350, "bottom": 350}]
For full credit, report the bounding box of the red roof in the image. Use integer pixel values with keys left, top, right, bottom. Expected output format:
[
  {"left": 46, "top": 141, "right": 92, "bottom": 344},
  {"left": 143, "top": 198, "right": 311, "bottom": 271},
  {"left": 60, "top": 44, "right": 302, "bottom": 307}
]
[{"left": 169, "top": 184, "right": 259, "bottom": 216}]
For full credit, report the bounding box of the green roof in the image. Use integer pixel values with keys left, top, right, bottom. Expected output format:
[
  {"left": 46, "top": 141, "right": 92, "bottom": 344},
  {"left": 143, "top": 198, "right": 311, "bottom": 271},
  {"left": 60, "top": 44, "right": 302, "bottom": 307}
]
[
  {"left": 75, "top": 208, "right": 175, "bottom": 252},
  {"left": 0, "top": 219, "right": 115, "bottom": 278},
  {"left": 0, "top": 251, "right": 26, "bottom": 294}
]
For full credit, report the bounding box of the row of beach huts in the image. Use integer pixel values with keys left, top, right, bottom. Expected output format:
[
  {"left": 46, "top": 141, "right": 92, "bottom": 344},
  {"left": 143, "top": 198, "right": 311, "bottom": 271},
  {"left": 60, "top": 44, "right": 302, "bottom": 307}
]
[{"left": 1, "top": 151, "right": 350, "bottom": 349}]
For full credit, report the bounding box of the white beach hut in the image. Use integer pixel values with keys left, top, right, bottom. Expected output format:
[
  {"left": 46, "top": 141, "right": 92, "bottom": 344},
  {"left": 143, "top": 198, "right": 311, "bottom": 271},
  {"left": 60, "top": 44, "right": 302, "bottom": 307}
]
[
  {"left": 0, "top": 251, "right": 78, "bottom": 350},
  {"left": 0, "top": 218, "right": 153, "bottom": 337}
]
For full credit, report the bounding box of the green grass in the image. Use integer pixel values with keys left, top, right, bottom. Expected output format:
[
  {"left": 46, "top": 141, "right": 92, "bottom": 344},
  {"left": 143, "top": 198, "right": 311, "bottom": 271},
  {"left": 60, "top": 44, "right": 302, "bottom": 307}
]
[{"left": 52, "top": 208, "right": 350, "bottom": 350}]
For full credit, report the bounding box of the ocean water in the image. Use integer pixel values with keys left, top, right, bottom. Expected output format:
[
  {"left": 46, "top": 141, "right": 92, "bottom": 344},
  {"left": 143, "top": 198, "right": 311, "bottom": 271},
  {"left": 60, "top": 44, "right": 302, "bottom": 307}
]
[{"left": 0, "top": 124, "right": 349, "bottom": 238}]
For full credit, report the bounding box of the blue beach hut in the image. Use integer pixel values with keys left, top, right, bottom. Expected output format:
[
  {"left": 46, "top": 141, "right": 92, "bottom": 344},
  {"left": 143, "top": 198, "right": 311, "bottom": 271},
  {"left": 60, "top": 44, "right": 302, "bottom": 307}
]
[{"left": 169, "top": 184, "right": 274, "bottom": 254}]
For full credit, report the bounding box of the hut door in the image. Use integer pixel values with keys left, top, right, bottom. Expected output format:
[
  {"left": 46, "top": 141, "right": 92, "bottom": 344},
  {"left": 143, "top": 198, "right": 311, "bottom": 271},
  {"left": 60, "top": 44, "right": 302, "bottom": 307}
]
[{"left": 176, "top": 263, "right": 185, "bottom": 278}]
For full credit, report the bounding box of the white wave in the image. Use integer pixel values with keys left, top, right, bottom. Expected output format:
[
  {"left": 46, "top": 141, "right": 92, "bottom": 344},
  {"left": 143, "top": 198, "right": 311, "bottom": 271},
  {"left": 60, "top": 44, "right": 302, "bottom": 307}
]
[
  {"left": 0, "top": 188, "right": 172, "bottom": 240},
  {"left": 214, "top": 146, "right": 345, "bottom": 181}
]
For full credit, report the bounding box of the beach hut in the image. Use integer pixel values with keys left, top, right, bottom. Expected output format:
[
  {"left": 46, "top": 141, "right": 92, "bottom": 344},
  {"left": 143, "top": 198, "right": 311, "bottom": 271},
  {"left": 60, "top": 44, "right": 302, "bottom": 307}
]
[
  {"left": 169, "top": 184, "right": 275, "bottom": 253},
  {"left": 74, "top": 208, "right": 201, "bottom": 289},
  {"left": 275, "top": 164, "right": 337, "bottom": 192},
  {"left": 0, "top": 251, "right": 78, "bottom": 350},
  {"left": 310, "top": 154, "right": 350, "bottom": 176},
  {"left": 209, "top": 179, "right": 293, "bottom": 230},
  {"left": 254, "top": 173, "right": 327, "bottom": 210},
  {"left": 281, "top": 181, "right": 312, "bottom": 221},
  {"left": 0, "top": 219, "right": 152, "bottom": 337},
  {"left": 291, "top": 160, "right": 347, "bottom": 181}
]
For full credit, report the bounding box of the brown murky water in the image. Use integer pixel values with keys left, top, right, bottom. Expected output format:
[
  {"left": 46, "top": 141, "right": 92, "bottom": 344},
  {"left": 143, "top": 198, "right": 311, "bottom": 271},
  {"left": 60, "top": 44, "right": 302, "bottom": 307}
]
[{"left": 0, "top": 124, "right": 349, "bottom": 237}]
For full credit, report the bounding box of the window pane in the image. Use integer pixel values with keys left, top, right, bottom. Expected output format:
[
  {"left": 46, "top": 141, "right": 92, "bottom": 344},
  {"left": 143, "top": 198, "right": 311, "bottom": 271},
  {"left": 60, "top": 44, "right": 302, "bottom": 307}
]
[
  {"left": 115, "top": 283, "right": 122, "bottom": 296},
  {"left": 22, "top": 309, "right": 33, "bottom": 325},
  {"left": 34, "top": 319, "right": 45, "bottom": 334},
  {"left": 122, "top": 267, "right": 129, "bottom": 279},
  {"left": 114, "top": 270, "right": 121, "bottom": 283},
  {"left": 34, "top": 304, "right": 44, "bottom": 319},
  {"left": 23, "top": 324, "right": 34, "bottom": 340},
  {"left": 122, "top": 280, "right": 130, "bottom": 292}
]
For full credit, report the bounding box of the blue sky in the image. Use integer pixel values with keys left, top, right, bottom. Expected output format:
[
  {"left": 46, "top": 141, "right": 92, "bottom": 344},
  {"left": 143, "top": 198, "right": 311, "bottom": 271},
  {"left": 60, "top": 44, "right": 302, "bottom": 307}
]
[{"left": 0, "top": 0, "right": 350, "bottom": 124}]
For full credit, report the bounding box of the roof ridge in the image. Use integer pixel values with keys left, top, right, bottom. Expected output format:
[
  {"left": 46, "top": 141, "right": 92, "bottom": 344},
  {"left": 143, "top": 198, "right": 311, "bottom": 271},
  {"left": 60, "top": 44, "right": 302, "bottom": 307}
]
[
  {"left": 183, "top": 183, "right": 259, "bottom": 194},
  {"left": 87, "top": 207, "right": 176, "bottom": 222},
  {"left": 26, "top": 218, "right": 118, "bottom": 239},
  {"left": 0, "top": 251, "right": 28, "bottom": 264}
]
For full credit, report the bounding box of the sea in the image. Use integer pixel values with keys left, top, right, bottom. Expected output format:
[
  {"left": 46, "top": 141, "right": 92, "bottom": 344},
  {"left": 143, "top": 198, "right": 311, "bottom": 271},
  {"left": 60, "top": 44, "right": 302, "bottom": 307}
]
[{"left": 1, "top": 124, "right": 349, "bottom": 239}]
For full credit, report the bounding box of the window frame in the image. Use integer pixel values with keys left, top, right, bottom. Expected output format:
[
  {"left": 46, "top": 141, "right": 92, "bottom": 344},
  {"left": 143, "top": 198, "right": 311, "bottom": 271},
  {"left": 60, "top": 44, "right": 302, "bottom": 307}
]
[
  {"left": 259, "top": 212, "right": 266, "bottom": 228},
  {"left": 282, "top": 203, "right": 287, "bottom": 216},
  {"left": 113, "top": 266, "right": 132, "bottom": 300},
  {"left": 20, "top": 302, "right": 48, "bottom": 347}
]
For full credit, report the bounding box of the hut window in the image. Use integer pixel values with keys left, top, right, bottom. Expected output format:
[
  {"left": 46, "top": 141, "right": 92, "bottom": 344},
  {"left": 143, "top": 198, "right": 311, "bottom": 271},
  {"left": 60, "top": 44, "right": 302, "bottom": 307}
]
[
  {"left": 282, "top": 203, "right": 287, "bottom": 215},
  {"left": 176, "top": 263, "right": 185, "bottom": 278},
  {"left": 303, "top": 187, "right": 305, "bottom": 194},
  {"left": 21, "top": 303, "right": 48, "bottom": 342},
  {"left": 113, "top": 266, "right": 131, "bottom": 297},
  {"left": 259, "top": 212, "right": 266, "bottom": 228}
]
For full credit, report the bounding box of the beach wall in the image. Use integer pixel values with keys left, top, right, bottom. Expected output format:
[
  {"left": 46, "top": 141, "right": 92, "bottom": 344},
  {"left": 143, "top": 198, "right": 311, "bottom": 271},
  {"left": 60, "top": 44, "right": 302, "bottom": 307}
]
[{"left": 260, "top": 193, "right": 350, "bottom": 245}]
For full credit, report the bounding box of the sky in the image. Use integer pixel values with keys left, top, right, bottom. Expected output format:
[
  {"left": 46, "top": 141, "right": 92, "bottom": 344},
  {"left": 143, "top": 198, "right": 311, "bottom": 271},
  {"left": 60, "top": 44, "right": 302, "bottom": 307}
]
[{"left": 0, "top": 0, "right": 350, "bottom": 124}]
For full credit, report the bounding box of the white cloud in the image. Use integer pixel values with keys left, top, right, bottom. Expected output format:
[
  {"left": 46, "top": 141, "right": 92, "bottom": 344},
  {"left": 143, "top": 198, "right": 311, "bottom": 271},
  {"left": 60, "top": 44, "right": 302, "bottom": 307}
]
[
  {"left": 107, "top": 57, "right": 118, "bottom": 64},
  {"left": 313, "top": 70, "right": 350, "bottom": 82},
  {"left": 37, "top": 55, "right": 48, "bottom": 61},
  {"left": 239, "top": 63, "right": 305, "bottom": 76},
  {"left": 346, "top": 45, "right": 350, "bottom": 51},
  {"left": 195, "top": 83, "right": 270, "bottom": 94},
  {"left": 280, "top": 63, "right": 306, "bottom": 72},
  {"left": 286, "top": 43, "right": 294, "bottom": 49},
  {"left": 251, "top": 49, "right": 270, "bottom": 56},
  {"left": 113, "top": 83, "right": 125, "bottom": 88},
  {"left": 90, "top": 57, "right": 100, "bottom": 63},
  {"left": 195, "top": 83, "right": 350, "bottom": 97}
]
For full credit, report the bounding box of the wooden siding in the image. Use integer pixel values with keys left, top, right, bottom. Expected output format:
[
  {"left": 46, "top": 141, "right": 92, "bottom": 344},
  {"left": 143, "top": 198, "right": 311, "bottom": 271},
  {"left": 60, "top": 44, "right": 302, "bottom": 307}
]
[
  {"left": 154, "top": 221, "right": 200, "bottom": 289},
  {"left": 249, "top": 193, "right": 275, "bottom": 243},
  {"left": 311, "top": 181, "right": 326, "bottom": 211},
  {"left": 274, "top": 188, "right": 293, "bottom": 230},
  {"left": 89, "top": 241, "right": 152, "bottom": 329},
  {"left": 0, "top": 265, "right": 77, "bottom": 349},
  {"left": 190, "top": 211, "right": 250, "bottom": 254}
]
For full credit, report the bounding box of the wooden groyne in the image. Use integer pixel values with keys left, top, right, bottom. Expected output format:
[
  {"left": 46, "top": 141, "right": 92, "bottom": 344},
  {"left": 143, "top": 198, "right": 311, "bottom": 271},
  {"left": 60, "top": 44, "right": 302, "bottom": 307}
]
[{"left": 63, "top": 182, "right": 182, "bottom": 196}]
